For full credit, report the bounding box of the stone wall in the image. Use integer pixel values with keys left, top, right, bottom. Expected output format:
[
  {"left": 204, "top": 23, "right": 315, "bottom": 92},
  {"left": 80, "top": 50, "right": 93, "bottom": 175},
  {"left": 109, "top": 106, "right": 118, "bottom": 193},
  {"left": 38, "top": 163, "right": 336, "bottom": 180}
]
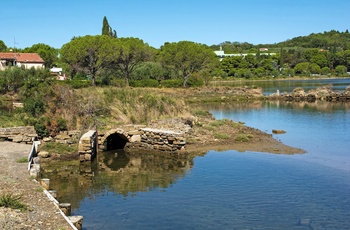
[
  {"left": 0, "top": 126, "right": 38, "bottom": 144},
  {"left": 98, "top": 118, "right": 192, "bottom": 154},
  {"left": 78, "top": 130, "right": 98, "bottom": 162}
]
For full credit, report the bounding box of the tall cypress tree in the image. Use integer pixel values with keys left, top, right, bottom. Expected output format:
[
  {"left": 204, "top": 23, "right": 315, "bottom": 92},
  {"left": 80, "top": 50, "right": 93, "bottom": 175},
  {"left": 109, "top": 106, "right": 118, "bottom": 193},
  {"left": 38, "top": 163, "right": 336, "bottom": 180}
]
[
  {"left": 102, "top": 16, "right": 117, "bottom": 38},
  {"left": 102, "top": 16, "right": 110, "bottom": 36}
]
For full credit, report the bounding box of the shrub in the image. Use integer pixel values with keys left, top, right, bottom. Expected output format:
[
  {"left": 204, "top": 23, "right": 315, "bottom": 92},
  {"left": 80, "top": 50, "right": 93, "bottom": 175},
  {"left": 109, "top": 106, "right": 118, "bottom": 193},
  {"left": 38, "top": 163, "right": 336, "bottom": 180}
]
[
  {"left": 0, "top": 194, "right": 27, "bottom": 211},
  {"left": 214, "top": 133, "right": 230, "bottom": 139},
  {"left": 130, "top": 79, "right": 159, "bottom": 87},
  {"left": 160, "top": 79, "right": 183, "bottom": 88},
  {"left": 34, "top": 118, "right": 49, "bottom": 138},
  {"left": 235, "top": 133, "right": 254, "bottom": 142},
  {"left": 24, "top": 98, "right": 45, "bottom": 117}
]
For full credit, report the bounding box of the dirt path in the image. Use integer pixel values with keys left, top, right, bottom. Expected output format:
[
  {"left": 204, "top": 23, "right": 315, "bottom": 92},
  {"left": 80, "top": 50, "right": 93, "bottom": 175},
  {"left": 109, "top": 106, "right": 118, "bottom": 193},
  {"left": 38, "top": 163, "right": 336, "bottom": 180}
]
[{"left": 0, "top": 141, "right": 72, "bottom": 229}]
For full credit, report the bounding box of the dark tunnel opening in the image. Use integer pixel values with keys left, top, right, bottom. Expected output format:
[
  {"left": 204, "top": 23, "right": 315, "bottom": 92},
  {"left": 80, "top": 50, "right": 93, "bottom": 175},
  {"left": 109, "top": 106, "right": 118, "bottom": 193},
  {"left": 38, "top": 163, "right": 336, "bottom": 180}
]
[{"left": 106, "top": 133, "right": 128, "bottom": 150}]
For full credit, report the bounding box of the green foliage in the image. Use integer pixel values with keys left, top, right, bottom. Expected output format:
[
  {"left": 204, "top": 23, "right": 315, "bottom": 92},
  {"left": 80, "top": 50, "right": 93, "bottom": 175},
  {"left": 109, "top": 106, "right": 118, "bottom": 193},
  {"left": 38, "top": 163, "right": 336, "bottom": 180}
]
[
  {"left": 160, "top": 79, "right": 183, "bottom": 88},
  {"left": 335, "top": 65, "right": 347, "bottom": 76},
  {"left": 277, "top": 30, "right": 350, "bottom": 50},
  {"left": 235, "top": 133, "right": 254, "bottom": 142},
  {"left": 24, "top": 98, "right": 45, "bottom": 117},
  {"left": 210, "top": 120, "right": 227, "bottom": 127},
  {"left": 114, "top": 37, "right": 153, "bottom": 86},
  {"left": 214, "top": 133, "right": 230, "bottom": 139},
  {"left": 23, "top": 43, "right": 58, "bottom": 68},
  {"left": 159, "top": 41, "right": 219, "bottom": 87},
  {"left": 57, "top": 79, "right": 92, "bottom": 89},
  {"left": 16, "top": 157, "right": 28, "bottom": 163},
  {"left": 130, "top": 79, "right": 159, "bottom": 87},
  {"left": 0, "top": 40, "right": 7, "bottom": 51},
  {"left": 60, "top": 35, "right": 118, "bottom": 86},
  {"left": 33, "top": 118, "right": 49, "bottom": 137},
  {"left": 40, "top": 142, "right": 77, "bottom": 154},
  {"left": 102, "top": 16, "right": 117, "bottom": 38},
  {"left": 0, "top": 194, "right": 27, "bottom": 211}
]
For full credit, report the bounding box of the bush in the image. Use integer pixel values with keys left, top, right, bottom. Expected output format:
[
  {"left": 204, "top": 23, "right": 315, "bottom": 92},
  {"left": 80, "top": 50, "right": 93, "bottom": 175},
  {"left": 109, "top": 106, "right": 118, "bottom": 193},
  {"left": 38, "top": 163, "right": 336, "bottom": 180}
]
[
  {"left": 34, "top": 118, "right": 49, "bottom": 138},
  {"left": 160, "top": 79, "right": 183, "bottom": 88},
  {"left": 24, "top": 98, "right": 45, "bottom": 117},
  {"left": 130, "top": 79, "right": 159, "bottom": 87}
]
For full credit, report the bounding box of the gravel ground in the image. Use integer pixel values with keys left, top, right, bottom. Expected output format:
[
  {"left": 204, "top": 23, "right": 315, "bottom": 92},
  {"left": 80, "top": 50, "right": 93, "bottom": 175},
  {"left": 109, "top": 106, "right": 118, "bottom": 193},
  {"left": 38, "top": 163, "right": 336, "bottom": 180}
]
[{"left": 0, "top": 141, "right": 72, "bottom": 230}]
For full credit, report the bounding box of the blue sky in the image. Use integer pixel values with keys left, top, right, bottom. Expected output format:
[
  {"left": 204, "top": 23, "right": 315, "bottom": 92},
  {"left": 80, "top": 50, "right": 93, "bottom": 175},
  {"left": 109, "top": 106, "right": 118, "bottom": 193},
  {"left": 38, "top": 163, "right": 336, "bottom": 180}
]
[{"left": 1, "top": 0, "right": 349, "bottom": 49}]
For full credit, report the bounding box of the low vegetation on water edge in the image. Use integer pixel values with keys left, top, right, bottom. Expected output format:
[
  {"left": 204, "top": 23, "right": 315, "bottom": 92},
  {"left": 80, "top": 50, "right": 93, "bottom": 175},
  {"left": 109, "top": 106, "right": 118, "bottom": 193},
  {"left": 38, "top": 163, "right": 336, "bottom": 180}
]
[{"left": 39, "top": 142, "right": 78, "bottom": 155}]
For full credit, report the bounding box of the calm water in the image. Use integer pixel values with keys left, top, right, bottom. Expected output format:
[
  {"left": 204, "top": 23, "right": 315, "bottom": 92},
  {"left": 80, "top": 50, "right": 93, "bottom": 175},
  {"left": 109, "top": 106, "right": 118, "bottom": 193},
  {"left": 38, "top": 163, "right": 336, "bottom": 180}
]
[
  {"left": 41, "top": 80, "right": 350, "bottom": 230},
  {"left": 211, "top": 78, "right": 350, "bottom": 95}
]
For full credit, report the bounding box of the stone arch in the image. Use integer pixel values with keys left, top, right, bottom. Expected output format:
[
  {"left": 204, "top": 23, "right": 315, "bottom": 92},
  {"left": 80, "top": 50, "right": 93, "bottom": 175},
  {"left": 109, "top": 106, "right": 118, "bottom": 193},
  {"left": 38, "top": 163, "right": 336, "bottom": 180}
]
[{"left": 100, "top": 129, "right": 129, "bottom": 151}]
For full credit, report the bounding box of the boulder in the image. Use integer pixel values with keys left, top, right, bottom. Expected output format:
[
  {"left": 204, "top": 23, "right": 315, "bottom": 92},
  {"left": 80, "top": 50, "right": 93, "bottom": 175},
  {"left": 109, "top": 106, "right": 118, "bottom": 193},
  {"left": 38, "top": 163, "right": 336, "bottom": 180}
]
[{"left": 38, "top": 151, "right": 50, "bottom": 158}]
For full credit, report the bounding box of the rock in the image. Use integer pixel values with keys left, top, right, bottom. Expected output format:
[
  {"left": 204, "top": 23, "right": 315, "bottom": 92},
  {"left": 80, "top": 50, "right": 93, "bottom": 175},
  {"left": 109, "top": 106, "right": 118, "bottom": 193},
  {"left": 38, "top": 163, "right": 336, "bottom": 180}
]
[
  {"left": 12, "top": 135, "right": 23, "bottom": 143},
  {"left": 43, "top": 137, "right": 53, "bottom": 142},
  {"left": 33, "top": 157, "right": 40, "bottom": 164},
  {"left": 130, "top": 135, "right": 141, "bottom": 142},
  {"left": 272, "top": 129, "right": 286, "bottom": 134},
  {"left": 29, "top": 167, "right": 39, "bottom": 178},
  {"left": 38, "top": 151, "right": 50, "bottom": 158},
  {"left": 55, "top": 134, "right": 71, "bottom": 140}
]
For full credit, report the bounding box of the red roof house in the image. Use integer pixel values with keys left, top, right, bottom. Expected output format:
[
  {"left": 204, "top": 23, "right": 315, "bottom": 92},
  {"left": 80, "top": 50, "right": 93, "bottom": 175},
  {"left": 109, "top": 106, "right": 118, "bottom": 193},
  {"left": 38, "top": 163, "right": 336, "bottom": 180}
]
[{"left": 0, "top": 52, "right": 45, "bottom": 70}]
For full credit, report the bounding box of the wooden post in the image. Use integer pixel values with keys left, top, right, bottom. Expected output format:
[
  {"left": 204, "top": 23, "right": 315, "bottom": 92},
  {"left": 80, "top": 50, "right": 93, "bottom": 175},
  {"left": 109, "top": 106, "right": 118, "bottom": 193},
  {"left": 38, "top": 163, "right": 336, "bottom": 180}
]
[
  {"left": 40, "top": 178, "right": 50, "bottom": 190},
  {"left": 48, "top": 190, "right": 57, "bottom": 199},
  {"left": 59, "top": 203, "right": 71, "bottom": 216},
  {"left": 68, "top": 216, "right": 83, "bottom": 230}
]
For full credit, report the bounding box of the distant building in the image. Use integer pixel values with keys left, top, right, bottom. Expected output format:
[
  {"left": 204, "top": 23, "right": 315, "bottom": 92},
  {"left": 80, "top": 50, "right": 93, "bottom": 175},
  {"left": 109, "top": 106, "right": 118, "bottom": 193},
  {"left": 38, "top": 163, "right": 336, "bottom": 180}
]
[
  {"left": 214, "top": 46, "right": 276, "bottom": 61},
  {"left": 259, "top": 48, "right": 269, "bottom": 51},
  {"left": 0, "top": 52, "right": 44, "bottom": 70},
  {"left": 50, "top": 67, "right": 66, "bottom": 80}
]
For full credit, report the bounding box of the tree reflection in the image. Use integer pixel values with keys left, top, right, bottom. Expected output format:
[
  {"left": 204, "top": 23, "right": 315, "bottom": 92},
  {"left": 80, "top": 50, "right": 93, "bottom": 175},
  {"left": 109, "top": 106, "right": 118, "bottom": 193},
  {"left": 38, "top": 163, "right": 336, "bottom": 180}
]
[{"left": 40, "top": 150, "right": 195, "bottom": 209}]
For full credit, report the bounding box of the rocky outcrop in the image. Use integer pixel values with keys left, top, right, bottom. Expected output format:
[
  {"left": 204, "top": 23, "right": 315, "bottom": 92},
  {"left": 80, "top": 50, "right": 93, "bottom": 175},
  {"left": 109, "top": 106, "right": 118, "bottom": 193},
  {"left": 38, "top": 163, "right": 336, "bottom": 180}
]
[{"left": 268, "top": 85, "right": 350, "bottom": 102}]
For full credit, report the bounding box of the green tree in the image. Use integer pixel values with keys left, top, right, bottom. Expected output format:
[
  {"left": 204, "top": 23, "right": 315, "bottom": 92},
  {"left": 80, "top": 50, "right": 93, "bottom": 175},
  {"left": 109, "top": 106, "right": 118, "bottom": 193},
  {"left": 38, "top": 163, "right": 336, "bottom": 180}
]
[
  {"left": 114, "top": 37, "right": 153, "bottom": 87},
  {"left": 309, "top": 63, "right": 321, "bottom": 74},
  {"left": 310, "top": 53, "right": 328, "bottom": 68},
  {"left": 0, "top": 40, "right": 7, "bottom": 51},
  {"left": 60, "top": 35, "right": 117, "bottom": 86},
  {"left": 321, "top": 66, "right": 331, "bottom": 75},
  {"left": 23, "top": 43, "right": 58, "bottom": 68},
  {"left": 294, "top": 62, "right": 310, "bottom": 75},
  {"left": 102, "top": 16, "right": 117, "bottom": 38},
  {"left": 335, "top": 65, "right": 347, "bottom": 76},
  {"left": 159, "top": 41, "right": 218, "bottom": 87}
]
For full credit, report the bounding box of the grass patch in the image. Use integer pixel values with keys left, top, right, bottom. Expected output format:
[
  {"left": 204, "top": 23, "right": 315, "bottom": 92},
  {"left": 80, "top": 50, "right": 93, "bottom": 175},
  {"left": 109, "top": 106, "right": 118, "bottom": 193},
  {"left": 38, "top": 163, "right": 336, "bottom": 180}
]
[
  {"left": 235, "top": 133, "right": 254, "bottom": 142},
  {"left": 193, "top": 110, "right": 211, "bottom": 117},
  {"left": 0, "top": 194, "right": 27, "bottom": 211},
  {"left": 209, "top": 119, "right": 227, "bottom": 127},
  {"left": 40, "top": 142, "right": 77, "bottom": 154},
  {"left": 16, "top": 157, "right": 28, "bottom": 163},
  {"left": 214, "top": 133, "right": 230, "bottom": 139}
]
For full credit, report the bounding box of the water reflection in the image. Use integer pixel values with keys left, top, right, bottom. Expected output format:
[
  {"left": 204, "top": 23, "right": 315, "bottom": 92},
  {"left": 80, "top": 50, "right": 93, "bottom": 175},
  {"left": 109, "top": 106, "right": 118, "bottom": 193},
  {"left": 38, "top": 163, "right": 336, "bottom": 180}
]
[
  {"left": 210, "top": 78, "right": 350, "bottom": 95},
  {"left": 40, "top": 150, "right": 195, "bottom": 209},
  {"left": 203, "top": 100, "right": 350, "bottom": 114}
]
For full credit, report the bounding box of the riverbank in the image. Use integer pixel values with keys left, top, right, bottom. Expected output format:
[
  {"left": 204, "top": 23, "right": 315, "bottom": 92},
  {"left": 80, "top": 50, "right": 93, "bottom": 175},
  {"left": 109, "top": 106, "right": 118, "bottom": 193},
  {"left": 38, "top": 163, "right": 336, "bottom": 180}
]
[{"left": 0, "top": 142, "right": 72, "bottom": 229}]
